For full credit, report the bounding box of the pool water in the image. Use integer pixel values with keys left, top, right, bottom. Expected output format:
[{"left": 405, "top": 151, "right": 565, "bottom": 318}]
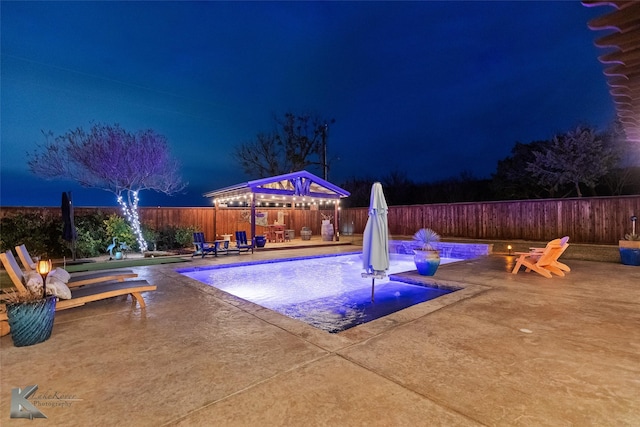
[{"left": 177, "top": 253, "right": 460, "bottom": 333}]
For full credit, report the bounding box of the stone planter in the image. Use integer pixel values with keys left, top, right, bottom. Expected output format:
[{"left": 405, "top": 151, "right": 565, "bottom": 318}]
[{"left": 619, "top": 240, "right": 640, "bottom": 266}]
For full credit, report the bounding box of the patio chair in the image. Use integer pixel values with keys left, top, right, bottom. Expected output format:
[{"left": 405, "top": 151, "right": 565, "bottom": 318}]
[
  {"left": 192, "top": 232, "right": 219, "bottom": 258},
  {"left": 234, "top": 231, "right": 254, "bottom": 253},
  {"left": 511, "top": 237, "right": 569, "bottom": 278},
  {"left": 526, "top": 236, "right": 571, "bottom": 274},
  {"left": 15, "top": 244, "right": 138, "bottom": 288},
  {"left": 0, "top": 250, "right": 156, "bottom": 336}
]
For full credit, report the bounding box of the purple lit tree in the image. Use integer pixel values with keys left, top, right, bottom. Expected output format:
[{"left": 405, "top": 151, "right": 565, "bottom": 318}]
[{"left": 27, "top": 123, "right": 186, "bottom": 251}]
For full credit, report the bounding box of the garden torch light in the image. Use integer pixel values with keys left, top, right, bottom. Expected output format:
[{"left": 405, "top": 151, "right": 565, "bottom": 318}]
[{"left": 37, "top": 259, "right": 52, "bottom": 299}]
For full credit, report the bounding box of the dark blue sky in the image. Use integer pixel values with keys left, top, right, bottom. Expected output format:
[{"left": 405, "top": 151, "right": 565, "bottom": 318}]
[{"left": 1, "top": 1, "right": 614, "bottom": 207}]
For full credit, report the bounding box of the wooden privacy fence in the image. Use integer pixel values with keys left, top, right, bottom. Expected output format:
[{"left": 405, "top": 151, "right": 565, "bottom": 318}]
[
  {"left": 0, "top": 206, "right": 338, "bottom": 243},
  {"left": 2, "top": 195, "right": 639, "bottom": 244},
  {"left": 340, "top": 195, "right": 640, "bottom": 244}
]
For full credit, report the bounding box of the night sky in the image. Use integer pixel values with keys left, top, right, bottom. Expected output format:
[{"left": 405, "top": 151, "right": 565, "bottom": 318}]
[{"left": 1, "top": 1, "right": 614, "bottom": 207}]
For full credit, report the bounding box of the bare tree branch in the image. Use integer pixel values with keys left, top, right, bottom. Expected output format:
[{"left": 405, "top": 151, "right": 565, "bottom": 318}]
[{"left": 232, "top": 112, "right": 333, "bottom": 178}]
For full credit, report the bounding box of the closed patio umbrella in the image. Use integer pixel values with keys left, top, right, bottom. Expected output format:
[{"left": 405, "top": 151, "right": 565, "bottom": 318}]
[
  {"left": 361, "top": 182, "right": 389, "bottom": 302},
  {"left": 62, "top": 191, "right": 77, "bottom": 261}
]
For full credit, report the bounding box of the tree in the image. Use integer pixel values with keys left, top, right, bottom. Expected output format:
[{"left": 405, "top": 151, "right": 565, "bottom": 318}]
[
  {"left": 233, "top": 112, "right": 334, "bottom": 178},
  {"left": 339, "top": 177, "right": 375, "bottom": 208},
  {"left": 491, "top": 140, "right": 553, "bottom": 199},
  {"left": 27, "top": 123, "right": 186, "bottom": 251},
  {"left": 526, "top": 125, "right": 614, "bottom": 197},
  {"left": 381, "top": 170, "right": 416, "bottom": 206}
]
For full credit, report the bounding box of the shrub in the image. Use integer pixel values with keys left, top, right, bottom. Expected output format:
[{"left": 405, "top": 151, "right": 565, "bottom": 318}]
[
  {"left": 73, "top": 212, "right": 110, "bottom": 257},
  {"left": 0, "top": 212, "right": 63, "bottom": 258},
  {"left": 152, "top": 225, "right": 197, "bottom": 251},
  {"left": 104, "top": 214, "right": 135, "bottom": 250},
  {"left": 175, "top": 226, "right": 198, "bottom": 248},
  {"left": 0, "top": 211, "right": 196, "bottom": 258},
  {"left": 142, "top": 226, "right": 160, "bottom": 251}
]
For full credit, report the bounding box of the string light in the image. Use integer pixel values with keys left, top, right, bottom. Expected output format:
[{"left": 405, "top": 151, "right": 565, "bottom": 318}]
[{"left": 117, "top": 190, "right": 147, "bottom": 252}]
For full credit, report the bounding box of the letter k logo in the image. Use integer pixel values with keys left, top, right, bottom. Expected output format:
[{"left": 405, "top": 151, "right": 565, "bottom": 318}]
[{"left": 10, "top": 385, "right": 47, "bottom": 419}]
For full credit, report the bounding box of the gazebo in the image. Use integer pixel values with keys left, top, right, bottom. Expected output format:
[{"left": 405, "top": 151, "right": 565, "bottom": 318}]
[{"left": 203, "top": 170, "right": 350, "bottom": 244}]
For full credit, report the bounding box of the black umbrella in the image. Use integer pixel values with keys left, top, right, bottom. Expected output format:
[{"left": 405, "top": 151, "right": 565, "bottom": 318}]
[{"left": 62, "top": 191, "right": 77, "bottom": 260}]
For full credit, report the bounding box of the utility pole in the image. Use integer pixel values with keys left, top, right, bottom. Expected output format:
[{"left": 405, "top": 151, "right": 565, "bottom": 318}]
[{"left": 322, "top": 123, "right": 328, "bottom": 180}]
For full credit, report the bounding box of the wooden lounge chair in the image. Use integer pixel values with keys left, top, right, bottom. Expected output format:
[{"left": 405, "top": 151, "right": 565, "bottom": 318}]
[
  {"left": 15, "top": 244, "right": 138, "bottom": 288},
  {"left": 234, "top": 231, "right": 254, "bottom": 253},
  {"left": 511, "top": 237, "right": 569, "bottom": 278},
  {"left": 0, "top": 250, "right": 156, "bottom": 336},
  {"left": 526, "top": 236, "right": 571, "bottom": 274}
]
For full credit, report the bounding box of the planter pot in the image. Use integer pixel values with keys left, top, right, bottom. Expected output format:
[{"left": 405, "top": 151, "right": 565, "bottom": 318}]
[
  {"left": 255, "top": 235, "right": 266, "bottom": 248},
  {"left": 321, "top": 223, "right": 334, "bottom": 241},
  {"left": 7, "top": 296, "right": 57, "bottom": 347},
  {"left": 413, "top": 249, "right": 441, "bottom": 276},
  {"left": 619, "top": 240, "right": 640, "bottom": 266},
  {"left": 115, "top": 251, "right": 123, "bottom": 260}
]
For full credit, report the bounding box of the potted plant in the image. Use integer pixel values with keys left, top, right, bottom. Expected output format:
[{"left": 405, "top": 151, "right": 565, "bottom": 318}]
[
  {"left": 619, "top": 215, "right": 640, "bottom": 266},
  {"left": 412, "top": 228, "right": 441, "bottom": 276},
  {"left": 5, "top": 260, "right": 57, "bottom": 347}
]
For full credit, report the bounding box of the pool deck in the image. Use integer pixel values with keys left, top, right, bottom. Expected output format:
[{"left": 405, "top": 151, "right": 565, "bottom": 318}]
[{"left": 1, "top": 244, "right": 639, "bottom": 426}]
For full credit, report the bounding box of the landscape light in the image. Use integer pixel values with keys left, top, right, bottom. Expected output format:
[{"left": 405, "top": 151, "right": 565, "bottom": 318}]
[{"left": 37, "top": 259, "right": 52, "bottom": 298}]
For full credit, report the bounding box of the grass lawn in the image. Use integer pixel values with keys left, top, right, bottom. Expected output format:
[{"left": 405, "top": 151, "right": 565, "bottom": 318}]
[{"left": 64, "top": 256, "right": 190, "bottom": 273}]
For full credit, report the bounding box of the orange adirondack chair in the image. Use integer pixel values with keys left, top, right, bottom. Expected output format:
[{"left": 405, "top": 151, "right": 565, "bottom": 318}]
[{"left": 512, "top": 236, "right": 570, "bottom": 278}]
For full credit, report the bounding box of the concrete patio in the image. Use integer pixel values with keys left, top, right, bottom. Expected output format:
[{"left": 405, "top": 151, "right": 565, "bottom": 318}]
[{"left": 1, "top": 244, "right": 639, "bottom": 426}]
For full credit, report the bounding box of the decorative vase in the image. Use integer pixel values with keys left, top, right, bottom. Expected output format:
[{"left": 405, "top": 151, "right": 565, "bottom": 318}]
[
  {"left": 6, "top": 296, "right": 57, "bottom": 347},
  {"left": 619, "top": 240, "right": 640, "bottom": 266},
  {"left": 413, "top": 249, "right": 441, "bottom": 276}
]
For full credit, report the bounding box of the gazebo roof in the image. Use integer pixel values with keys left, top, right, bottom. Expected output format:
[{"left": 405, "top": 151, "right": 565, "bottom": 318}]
[{"left": 203, "top": 170, "right": 350, "bottom": 203}]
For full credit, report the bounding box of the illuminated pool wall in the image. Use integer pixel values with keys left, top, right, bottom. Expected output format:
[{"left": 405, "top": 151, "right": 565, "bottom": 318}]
[{"left": 389, "top": 240, "right": 492, "bottom": 259}]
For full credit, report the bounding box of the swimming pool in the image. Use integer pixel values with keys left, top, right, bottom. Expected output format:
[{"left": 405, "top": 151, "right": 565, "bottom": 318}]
[{"left": 177, "top": 253, "right": 462, "bottom": 333}]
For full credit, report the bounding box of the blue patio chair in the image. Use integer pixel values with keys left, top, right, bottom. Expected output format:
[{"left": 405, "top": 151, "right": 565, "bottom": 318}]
[
  {"left": 192, "top": 232, "right": 219, "bottom": 258},
  {"left": 235, "top": 231, "right": 254, "bottom": 253}
]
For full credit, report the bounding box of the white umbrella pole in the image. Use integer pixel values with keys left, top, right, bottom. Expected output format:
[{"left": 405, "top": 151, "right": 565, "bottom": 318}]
[{"left": 371, "top": 278, "right": 375, "bottom": 303}]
